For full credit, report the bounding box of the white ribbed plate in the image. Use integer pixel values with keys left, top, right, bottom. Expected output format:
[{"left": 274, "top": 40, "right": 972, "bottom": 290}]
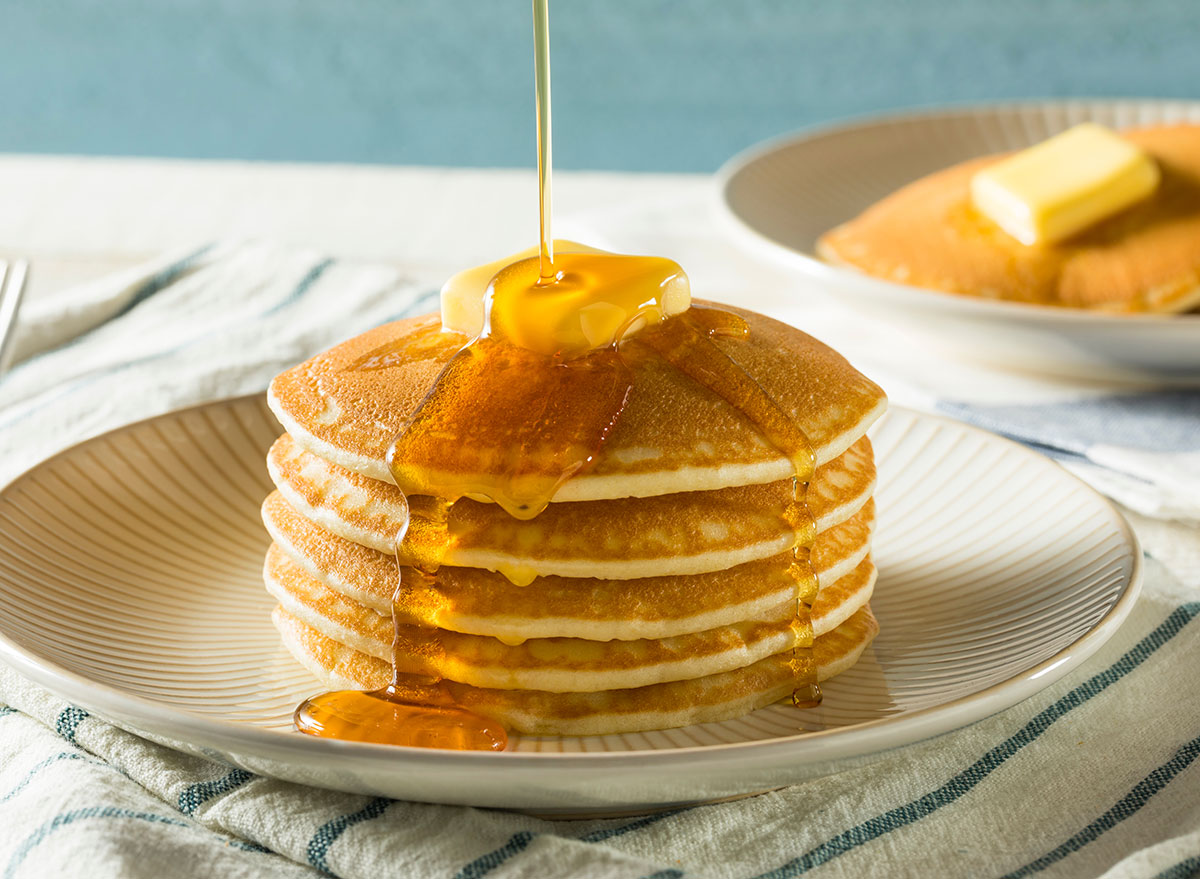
[
  {"left": 718, "top": 100, "right": 1200, "bottom": 383},
  {"left": 0, "top": 396, "right": 1140, "bottom": 813}
]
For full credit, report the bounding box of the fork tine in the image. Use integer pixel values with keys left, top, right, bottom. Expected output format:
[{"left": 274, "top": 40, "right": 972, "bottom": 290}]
[{"left": 0, "top": 258, "right": 30, "bottom": 377}]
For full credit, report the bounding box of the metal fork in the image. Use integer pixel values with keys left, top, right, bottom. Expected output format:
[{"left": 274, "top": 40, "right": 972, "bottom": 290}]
[{"left": 0, "top": 259, "right": 29, "bottom": 378}]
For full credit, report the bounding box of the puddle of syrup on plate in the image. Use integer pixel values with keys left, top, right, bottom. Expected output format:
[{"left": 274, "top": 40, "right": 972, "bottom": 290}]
[{"left": 294, "top": 0, "right": 819, "bottom": 749}]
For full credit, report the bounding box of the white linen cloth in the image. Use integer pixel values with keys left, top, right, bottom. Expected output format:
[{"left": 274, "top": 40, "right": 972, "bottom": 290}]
[{"left": 0, "top": 240, "right": 1198, "bottom": 879}]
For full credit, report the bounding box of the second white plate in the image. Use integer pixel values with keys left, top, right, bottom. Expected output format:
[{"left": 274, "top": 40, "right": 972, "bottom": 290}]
[
  {"left": 0, "top": 397, "right": 1141, "bottom": 813},
  {"left": 718, "top": 99, "right": 1200, "bottom": 383}
]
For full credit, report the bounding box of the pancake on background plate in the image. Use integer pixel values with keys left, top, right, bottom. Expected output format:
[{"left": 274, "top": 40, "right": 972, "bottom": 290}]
[
  {"left": 262, "top": 303, "right": 887, "bottom": 737},
  {"left": 818, "top": 125, "right": 1200, "bottom": 314}
]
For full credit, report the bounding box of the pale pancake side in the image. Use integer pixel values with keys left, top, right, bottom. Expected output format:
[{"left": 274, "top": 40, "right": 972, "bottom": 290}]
[
  {"left": 263, "top": 491, "right": 874, "bottom": 642},
  {"left": 266, "top": 432, "right": 875, "bottom": 581},
  {"left": 267, "top": 303, "right": 887, "bottom": 499},
  {"left": 272, "top": 605, "right": 879, "bottom": 736},
  {"left": 819, "top": 125, "right": 1200, "bottom": 313}
]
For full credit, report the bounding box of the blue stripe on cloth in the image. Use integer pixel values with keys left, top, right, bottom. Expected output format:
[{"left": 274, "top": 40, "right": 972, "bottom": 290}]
[
  {"left": 642, "top": 870, "right": 686, "bottom": 878},
  {"left": 263, "top": 258, "right": 334, "bottom": 315},
  {"left": 937, "top": 392, "right": 1200, "bottom": 455},
  {"left": 5, "top": 807, "right": 191, "bottom": 879},
  {"left": 455, "top": 830, "right": 534, "bottom": 879},
  {"left": 751, "top": 602, "right": 1200, "bottom": 879},
  {"left": 0, "top": 707, "right": 15, "bottom": 717},
  {"left": 381, "top": 287, "right": 442, "bottom": 325},
  {"left": 89, "top": 245, "right": 215, "bottom": 327},
  {"left": 0, "top": 752, "right": 104, "bottom": 804},
  {"left": 1152, "top": 855, "right": 1200, "bottom": 879},
  {"left": 4, "top": 804, "right": 271, "bottom": 876},
  {"left": 454, "top": 809, "right": 686, "bottom": 879},
  {"left": 1001, "top": 734, "right": 1200, "bottom": 878},
  {"left": 234, "top": 840, "right": 273, "bottom": 853},
  {"left": 177, "top": 768, "right": 255, "bottom": 816},
  {"left": 306, "top": 797, "right": 392, "bottom": 876},
  {"left": 53, "top": 706, "right": 88, "bottom": 744},
  {"left": 579, "top": 811, "right": 687, "bottom": 844},
  {"left": 2, "top": 244, "right": 214, "bottom": 380}
]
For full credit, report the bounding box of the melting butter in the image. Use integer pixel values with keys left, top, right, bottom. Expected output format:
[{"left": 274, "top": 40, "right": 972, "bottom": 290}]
[
  {"left": 970, "top": 123, "right": 1160, "bottom": 246},
  {"left": 441, "top": 240, "right": 691, "bottom": 355}
]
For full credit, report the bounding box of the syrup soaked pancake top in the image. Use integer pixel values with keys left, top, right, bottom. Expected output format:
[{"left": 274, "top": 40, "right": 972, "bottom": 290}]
[{"left": 268, "top": 302, "right": 887, "bottom": 502}]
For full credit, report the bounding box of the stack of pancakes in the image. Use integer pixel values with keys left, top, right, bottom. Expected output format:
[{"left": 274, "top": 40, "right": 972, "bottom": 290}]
[
  {"left": 262, "top": 305, "right": 887, "bottom": 736},
  {"left": 819, "top": 125, "right": 1200, "bottom": 313}
]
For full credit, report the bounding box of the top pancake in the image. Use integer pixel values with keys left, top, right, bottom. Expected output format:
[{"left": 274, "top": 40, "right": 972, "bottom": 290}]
[
  {"left": 268, "top": 302, "right": 886, "bottom": 501},
  {"left": 818, "top": 125, "right": 1200, "bottom": 313}
]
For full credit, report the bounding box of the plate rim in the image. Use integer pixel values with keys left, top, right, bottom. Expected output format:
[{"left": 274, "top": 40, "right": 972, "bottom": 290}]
[
  {"left": 715, "top": 97, "right": 1200, "bottom": 327},
  {"left": 0, "top": 394, "right": 1143, "bottom": 773}
]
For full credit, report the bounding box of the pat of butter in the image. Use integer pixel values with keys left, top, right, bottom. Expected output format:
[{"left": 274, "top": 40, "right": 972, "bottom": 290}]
[
  {"left": 441, "top": 240, "right": 691, "bottom": 354},
  {"left": 969, "top": 123, "right": 1160, "bottom": 245}
]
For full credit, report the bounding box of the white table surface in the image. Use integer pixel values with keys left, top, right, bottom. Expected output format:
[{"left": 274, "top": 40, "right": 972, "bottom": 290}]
[{"left": 0, "top": 154, "right": 702, "bottom": 301}]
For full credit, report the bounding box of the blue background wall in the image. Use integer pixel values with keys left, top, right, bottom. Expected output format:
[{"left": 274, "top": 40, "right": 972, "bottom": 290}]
[{"left": 5, "top": 0, "right": 1198, "bottom": 172}]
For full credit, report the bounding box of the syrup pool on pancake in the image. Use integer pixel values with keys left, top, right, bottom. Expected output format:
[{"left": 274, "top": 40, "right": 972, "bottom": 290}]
[{"left": 290, "top": 0, "right": 837, "bottom": 749}]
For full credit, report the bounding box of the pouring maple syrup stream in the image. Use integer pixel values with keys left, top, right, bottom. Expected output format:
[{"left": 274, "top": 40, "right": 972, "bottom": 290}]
[
  {"left": 294, "top": 0, "right": 818, "bottom": 750},
  {"left": 533, "top": 0, "right": 554, "bottom": 280}
]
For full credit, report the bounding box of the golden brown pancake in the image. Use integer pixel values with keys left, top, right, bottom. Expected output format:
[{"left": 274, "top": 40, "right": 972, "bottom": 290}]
[
  {"left": 262, "top": 491, "right": 874, "bottom": 642},
  {"left": 818, "top": 125, "right": 1200, "bottom": 313},
  {"left": 267, "top": 302, "right": 887, "bottom": 496},
  {"left": 264, "top": 550, "right": 874, "bottom": 692},
  {"left": 272, "top": 604, "right": 879, "bottom": 735},
  {"left": 266, "top": 430, "right": 875, "bottom": 582}
]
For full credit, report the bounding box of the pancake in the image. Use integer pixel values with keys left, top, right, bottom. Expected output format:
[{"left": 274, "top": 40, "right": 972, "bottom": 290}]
[
  {"left": 272, "top": 604, "right": 879, "bottom": 736},
  {"left": 818, "top": 125, "right": 1200, "bottom": 313},
  {"left": 265, "top": 549, "right": 874, "bottom": 692},
  {"left": 262, "top": 491, "right": 875, "bottom": 642},
  {"left": 266, "top": 430, "right": 875, "bottom": 582},
  {"left": 267, "top": 302, "right": 887, "bottom": 497}
]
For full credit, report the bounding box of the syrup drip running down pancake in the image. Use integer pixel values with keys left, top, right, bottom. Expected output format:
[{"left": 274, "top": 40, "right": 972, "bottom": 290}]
[{"left": 819, "top": 125, "right": 1200, "bottom": 313}]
